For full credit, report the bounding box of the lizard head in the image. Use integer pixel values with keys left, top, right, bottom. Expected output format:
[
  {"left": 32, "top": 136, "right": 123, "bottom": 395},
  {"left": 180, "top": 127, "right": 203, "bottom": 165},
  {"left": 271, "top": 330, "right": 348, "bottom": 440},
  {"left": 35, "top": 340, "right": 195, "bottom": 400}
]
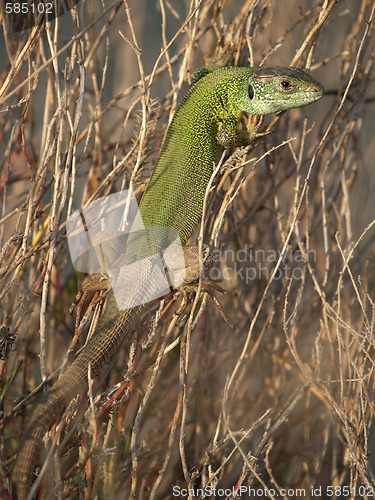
[{"left": 238, "top": 66, "right": 324, "bottom": 115}]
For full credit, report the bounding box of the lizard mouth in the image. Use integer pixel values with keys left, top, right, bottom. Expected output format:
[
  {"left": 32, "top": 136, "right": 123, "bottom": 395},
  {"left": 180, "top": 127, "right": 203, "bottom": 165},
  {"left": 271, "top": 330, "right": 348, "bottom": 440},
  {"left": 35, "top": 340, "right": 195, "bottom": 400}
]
[{"left": 302, "top": 86, "right": 324, "bottom": 102}]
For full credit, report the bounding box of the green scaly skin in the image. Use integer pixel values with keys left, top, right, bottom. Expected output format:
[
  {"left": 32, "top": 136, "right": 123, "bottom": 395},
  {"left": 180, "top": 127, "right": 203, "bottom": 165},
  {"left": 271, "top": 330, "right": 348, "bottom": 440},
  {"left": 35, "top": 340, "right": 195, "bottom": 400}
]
[{"left": 12, "top": 66, "right": 323, "bottom": 499}]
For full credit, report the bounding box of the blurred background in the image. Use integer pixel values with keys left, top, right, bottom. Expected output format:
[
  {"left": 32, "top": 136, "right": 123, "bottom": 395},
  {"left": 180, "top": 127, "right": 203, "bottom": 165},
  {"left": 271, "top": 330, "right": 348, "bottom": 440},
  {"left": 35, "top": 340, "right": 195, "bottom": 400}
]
[{"left": 1, "top": 0, "right": 375, "bottom": 498}]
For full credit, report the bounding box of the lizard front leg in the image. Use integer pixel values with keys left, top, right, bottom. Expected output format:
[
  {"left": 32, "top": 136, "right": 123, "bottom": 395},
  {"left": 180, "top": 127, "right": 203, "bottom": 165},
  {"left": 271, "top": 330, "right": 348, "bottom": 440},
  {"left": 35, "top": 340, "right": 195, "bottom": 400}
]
[{"left": 217, "top": 113, "right": 271, "bottom": 148}]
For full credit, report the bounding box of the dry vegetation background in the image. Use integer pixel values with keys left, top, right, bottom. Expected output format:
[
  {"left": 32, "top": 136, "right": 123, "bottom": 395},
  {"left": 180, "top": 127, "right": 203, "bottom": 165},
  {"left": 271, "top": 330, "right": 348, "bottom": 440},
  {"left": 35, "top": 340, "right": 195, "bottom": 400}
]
[{"left": 1, "top": 0, "right": 375, "bottom": 498}]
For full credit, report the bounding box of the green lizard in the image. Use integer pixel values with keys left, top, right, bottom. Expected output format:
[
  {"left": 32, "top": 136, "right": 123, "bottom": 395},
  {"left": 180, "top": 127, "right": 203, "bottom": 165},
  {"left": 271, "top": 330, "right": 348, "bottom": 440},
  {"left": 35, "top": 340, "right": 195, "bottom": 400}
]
[{"left": 12, "top": 65, "right": 323, "bottom": 499}]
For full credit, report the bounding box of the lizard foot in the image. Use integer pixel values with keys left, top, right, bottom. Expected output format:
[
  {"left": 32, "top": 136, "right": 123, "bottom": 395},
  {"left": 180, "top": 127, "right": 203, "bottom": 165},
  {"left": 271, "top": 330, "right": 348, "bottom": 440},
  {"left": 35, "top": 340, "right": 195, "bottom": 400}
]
[
  {"left": 69, "top": 274, "right": 111, "bottom": 332},
  {"left": 175, "top": 279, "right": 237, "bottom": 331},
  {"left": 217, "top": 114, "right": 271, "bottom": 148}
]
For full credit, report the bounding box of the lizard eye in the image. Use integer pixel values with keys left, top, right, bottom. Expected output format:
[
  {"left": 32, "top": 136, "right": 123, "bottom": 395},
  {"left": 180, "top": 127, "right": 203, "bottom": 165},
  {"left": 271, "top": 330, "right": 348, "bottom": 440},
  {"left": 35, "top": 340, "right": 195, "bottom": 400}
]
[
  {"left": 280, "top": 80, "right": 291, "bottom": 89},
  {"left": 248, "top": 84, "right": 254, "bottom": 99}
]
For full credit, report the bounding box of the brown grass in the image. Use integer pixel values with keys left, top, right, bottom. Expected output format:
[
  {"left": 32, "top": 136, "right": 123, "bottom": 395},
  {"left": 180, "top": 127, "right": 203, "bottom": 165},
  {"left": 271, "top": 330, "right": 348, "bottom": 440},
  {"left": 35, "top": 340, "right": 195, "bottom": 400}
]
[{"left": 1, "top": 0, "right": 375, "bottom": 498}]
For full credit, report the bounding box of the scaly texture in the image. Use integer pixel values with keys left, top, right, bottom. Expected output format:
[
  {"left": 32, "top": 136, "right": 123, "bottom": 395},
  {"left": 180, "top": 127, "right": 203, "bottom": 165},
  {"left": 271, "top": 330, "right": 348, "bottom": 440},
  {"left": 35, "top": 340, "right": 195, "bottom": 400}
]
[{"left": 12, "top": 66, "right": 323, "bottom": 499}]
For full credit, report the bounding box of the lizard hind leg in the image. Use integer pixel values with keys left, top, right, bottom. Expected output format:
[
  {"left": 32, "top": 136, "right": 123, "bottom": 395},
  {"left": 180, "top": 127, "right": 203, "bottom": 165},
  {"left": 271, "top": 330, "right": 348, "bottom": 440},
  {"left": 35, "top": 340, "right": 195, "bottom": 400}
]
[{"left": 171, "top": 245, "right": 237, "bottom": 330}]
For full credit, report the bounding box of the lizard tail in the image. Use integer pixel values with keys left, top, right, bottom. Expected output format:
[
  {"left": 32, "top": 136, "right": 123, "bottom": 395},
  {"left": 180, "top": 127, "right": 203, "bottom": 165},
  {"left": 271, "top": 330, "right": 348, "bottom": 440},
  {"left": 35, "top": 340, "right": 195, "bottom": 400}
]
[
  {"left": 12, "top": 302, "right": 147, "bottom": 499},
  {"left": 12, "top": 366, "right": 88, "bottom": 500}
]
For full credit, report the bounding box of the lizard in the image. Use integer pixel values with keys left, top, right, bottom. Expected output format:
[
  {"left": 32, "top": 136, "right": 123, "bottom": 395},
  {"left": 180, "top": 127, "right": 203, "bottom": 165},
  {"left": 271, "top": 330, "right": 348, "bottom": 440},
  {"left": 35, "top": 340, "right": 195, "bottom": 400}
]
[{"left": 12, "top": 65, "right": 323, "bottom": 499}]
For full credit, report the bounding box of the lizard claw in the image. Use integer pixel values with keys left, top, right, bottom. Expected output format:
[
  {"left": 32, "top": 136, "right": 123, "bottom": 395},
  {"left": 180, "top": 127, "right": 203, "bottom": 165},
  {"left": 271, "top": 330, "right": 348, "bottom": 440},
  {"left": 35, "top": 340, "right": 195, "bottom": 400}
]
[{"left": 175, "top": 279, "right": 237, "bottom": 331}]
